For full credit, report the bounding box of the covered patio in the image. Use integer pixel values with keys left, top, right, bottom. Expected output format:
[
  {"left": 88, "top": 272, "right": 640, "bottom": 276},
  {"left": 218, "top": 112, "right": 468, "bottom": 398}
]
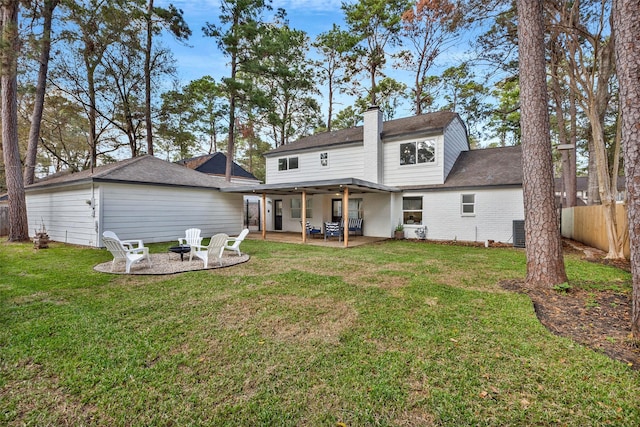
[{"left": 223, "top": 178, "right": 400, "bottom": 247}]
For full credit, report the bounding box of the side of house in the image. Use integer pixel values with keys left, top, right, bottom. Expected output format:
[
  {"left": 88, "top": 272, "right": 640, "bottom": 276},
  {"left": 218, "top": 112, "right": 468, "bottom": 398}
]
[{"left": 25, "top": 156, "right": 246, "bottom": 247}]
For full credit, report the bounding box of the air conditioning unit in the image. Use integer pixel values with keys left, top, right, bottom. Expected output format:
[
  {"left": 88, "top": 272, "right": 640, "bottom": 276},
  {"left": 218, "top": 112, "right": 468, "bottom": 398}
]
[{"left": 513, "top": 220, "right": 525, "bottom": 248}]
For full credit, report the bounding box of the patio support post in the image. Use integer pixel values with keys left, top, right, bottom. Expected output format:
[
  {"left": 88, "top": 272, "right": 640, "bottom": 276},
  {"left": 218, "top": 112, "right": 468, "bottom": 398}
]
[
  {"left": 261, "top": 193, "right": 267, "bottom": 240},
  {"left": 343, "top": 187, "right": 349, "bottom": 247},
  {"left": 301, "top": 190, "right": 307, "bottom": 243}
]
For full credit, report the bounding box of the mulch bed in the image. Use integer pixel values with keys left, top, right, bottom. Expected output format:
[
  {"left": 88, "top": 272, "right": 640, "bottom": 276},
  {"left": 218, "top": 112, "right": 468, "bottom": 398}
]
[
  {"left": 500, "top": 240, "right": 639, "bottom": 369},
  {"left": 500, "top": 279, "right": 638, "bottom": 368}
]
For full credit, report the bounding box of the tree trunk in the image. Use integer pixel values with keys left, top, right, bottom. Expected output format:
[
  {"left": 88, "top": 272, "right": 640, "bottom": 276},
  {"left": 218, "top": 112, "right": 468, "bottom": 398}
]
[
  {"left": 1, "top": 1, "right": 29, "bottom": 241},
  {"left": 85, "top": 59, "right": 98, "bottom": 170},
  {"left": 587, "top": 137, "right": 600, "bottom": 205},
  {"left": 144, "top": 0, "right": 154, "bottom": 156},
  {"left": 327, "top": 77, "right": 333, "bottom": 131},
  {"left": 567, "top": 88, "right": 577, "bottom": 207},
  {"left": 613, "top": 0, "right": 640, "bottom": 341},
  {"left": 516, "top": 0, "right": 567, "bottom": 287},
  {"left": 587, "top": 105, "right": 625, "bottom": 259},
  {"left": 24, "top": 0, "right": 58, "bottom": 185},
  {"left": 549, "top": 38, "right": 577, "bottom": 207},
  {"left": 370, "top": 62, "right": 377, "bottom": 106}
]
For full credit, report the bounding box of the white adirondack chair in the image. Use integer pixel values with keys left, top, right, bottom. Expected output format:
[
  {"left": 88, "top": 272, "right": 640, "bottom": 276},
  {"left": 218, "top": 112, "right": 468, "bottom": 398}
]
[
  {"left": 102, "top": 231, "right": 151, "bottom": 273},
  {"left": 192, "top": 234, "right": 228, "bottom": 267},
  {"left": 178, "top": 228, "right": 202, "bottom": 261},
  {"left": 223, "top": 229, "right": 249, "bottom": 256}
]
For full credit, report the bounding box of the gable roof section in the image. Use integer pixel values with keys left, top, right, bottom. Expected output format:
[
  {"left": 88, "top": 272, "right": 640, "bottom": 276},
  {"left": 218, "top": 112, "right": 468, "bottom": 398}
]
[
  {"left": 266, "top": 111, "right": 460, "bottom": 156},
  {"left": 25, "top": 155, "right": 244, "bottom": 191},
  {"left": 176, "top": 152, "right": 259, "bottom": 181},
  {"left": 401, "top": 145, "right": 523, "bottom": 191}
]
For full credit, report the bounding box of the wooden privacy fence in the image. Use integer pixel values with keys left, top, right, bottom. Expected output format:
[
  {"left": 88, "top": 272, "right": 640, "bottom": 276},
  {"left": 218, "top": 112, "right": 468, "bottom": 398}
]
[{"left": 561, "top": 205, "right": 630, "bottom": 259}]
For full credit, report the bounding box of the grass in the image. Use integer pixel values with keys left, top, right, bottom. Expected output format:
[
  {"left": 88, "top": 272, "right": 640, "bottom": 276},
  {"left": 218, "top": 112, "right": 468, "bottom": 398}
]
[{"left": 1, "top": 238, "right": 638, "bottom": 426}]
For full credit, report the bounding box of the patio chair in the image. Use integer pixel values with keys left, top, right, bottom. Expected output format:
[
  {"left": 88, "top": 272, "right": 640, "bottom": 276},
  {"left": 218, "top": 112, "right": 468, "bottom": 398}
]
[
  {"left": 324, "top": 222, "right": 342, "bottom": 241},
  {"left": 224, "top": 228, "right": 249, "bottom": 256},
  {"left": 347, "top": 218, "right": 363, "bottom": 236},
  {"left": 302, "top": 221, "right": 322, "bottom": 238},
  {"left": 103, "top": 230, "right": 145, "bottom": 251},
  {"left": 192, "top": 233, "right": 228, "bottom": 267},
  {"left": 102, "top": 231, "right": 151, "bottom": 273},
  {"left": 178, "top": 228, "right": 202, "bottom": 261}
]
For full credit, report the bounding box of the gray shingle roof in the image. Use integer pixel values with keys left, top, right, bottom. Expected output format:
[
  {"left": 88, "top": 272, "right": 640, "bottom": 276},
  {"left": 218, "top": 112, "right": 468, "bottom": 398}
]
[
  {"left": 266, "top": 111, "right": 461, "bottom": 156},
  {"left": 401, "top": 145, "right": 523, "bottom": 190},
  {"left": 25, "top": 155, "right": 246, "bottom": 191}
]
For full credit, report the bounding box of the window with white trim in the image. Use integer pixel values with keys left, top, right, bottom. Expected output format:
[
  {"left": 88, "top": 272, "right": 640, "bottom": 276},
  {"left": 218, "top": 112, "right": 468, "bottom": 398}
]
[
  {"left": 278, "top": 156, "right": 299, "bottom": 171},
  {"left": 461, "top": 194, "right": 475, "bottom": 216},
  {"left": 400, "top": 140, "right": 435, "bottom": 165},
  {"left": 320, "top": 152, "right": 328, "bottom": 167},
  {"left": 348, "top": 198, "right": 363, "bottom": 219},
  {"left": 291, "top": 198, "right": 312, "bottom": 219},
  {"left": 402, "top": 197, "right": 423, "bottom": 225}
]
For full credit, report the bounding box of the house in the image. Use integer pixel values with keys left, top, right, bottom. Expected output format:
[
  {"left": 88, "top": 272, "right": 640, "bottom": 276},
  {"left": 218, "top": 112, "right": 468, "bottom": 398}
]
[
  {"left": 176, "top": 152, "right": 261, "bottom": 185},
  {"left": 554, "top": 176, "right": 626, "bottom": 206},
  {"left": 224, "top": 107, "right": 524, "bottom": 244},
  {"left": 24, "top": 155, "right": 248, "bottom": 247}
]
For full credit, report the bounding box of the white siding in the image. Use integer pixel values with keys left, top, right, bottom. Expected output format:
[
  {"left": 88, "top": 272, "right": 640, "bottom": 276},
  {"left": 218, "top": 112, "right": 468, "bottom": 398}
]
[
  {"left": 265, "top": 144, "right": 365, "bottom": 184},
  {"left": 443, "top": 118, "right": 470, "bottom": 179},
  {"left": 361, "top": 193, "right": 394, "bottom": 237},
  {"left": 401, "top": 188, "right": 524, "bottom": 243},
  {"left": 382, "top": 136, "right": 445, "bottom": 187},
  {"left": 101, "top": 183, "right": 243, "bottom": 245},
  {"left": 26, "top": 184, "right": 99, "bottom": 246}
]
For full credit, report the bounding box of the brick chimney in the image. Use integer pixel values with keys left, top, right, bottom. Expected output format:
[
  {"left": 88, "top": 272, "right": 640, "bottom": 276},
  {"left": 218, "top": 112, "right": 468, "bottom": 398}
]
[{"left": 363, "top": 106, "right": 383, "bottom": 183}]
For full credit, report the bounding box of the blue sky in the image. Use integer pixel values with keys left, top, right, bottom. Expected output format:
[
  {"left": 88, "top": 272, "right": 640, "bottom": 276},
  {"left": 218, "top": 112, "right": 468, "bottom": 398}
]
[{"left": 156, "top": 0, "right": 347, "bottom": 85}]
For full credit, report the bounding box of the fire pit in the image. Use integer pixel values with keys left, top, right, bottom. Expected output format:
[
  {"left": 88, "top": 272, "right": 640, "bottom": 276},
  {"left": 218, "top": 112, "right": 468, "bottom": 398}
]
[{"left": 168, "top": 244, "right": 191, "bottom": 261}]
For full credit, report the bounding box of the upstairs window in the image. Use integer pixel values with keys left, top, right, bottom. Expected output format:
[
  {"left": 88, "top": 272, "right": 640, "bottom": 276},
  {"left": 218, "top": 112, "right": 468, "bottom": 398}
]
[
  {"left": 278, "top": 156, "right": 299, "bottom": 171},
  {"left": 320, "top": 152, "right": 328, "bottom": 167},
  {"left": 400, "top": 140, "right": 435, "bottom": 165}
]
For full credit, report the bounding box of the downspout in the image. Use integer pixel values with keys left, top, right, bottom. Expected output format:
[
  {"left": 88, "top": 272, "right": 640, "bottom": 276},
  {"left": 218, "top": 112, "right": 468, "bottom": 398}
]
[{"left": 91, "top": 181, "right": 98, "bottom": 247}]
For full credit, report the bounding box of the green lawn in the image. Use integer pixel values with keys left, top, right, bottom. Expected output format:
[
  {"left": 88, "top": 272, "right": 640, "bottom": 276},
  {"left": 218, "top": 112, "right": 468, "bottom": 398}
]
[{"left": 1, "top": 238, "right": 638, "bottom": 426}]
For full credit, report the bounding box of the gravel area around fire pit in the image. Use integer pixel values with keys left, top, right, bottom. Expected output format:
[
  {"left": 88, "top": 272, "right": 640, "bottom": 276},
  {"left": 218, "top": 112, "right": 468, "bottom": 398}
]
[{"left": 94, "top": 252, "right": 250, "bottom": 275}]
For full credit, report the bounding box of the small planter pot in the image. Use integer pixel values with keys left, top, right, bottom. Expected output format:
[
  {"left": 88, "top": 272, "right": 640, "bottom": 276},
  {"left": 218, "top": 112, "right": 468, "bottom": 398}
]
[{"left": 394, "top": 230, "right": 404, "bottom": 240}]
